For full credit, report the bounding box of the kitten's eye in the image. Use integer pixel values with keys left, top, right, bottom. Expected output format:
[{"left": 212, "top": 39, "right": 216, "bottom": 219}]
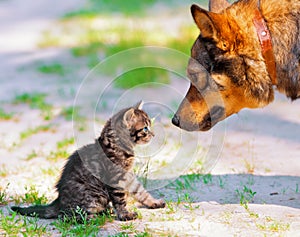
[{"left": 143, "top": 127, "right": 149, "bottom": 133}]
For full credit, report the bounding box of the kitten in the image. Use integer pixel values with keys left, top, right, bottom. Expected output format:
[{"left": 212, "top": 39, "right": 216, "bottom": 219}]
[{"left": 11, "top": 101, "right": 165, "bottom": 221}]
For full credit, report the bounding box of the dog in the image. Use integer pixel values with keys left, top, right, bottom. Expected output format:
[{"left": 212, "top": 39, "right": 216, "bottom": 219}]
[{"left": 172, "top": 0, "right": 300, "bottom": 131}]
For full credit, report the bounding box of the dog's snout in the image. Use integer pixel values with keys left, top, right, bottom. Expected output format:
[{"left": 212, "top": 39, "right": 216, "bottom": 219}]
[
  {"left": 172, "top": 114, "right": 180, "bottom": 127},
  {"left": 187, "top": 59, "right": 209, "bottom": 90}
]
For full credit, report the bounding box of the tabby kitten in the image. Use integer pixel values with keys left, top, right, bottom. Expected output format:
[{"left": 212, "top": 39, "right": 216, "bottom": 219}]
[{"left": 11, "top": 101, "right": 165, "bottom": 221}]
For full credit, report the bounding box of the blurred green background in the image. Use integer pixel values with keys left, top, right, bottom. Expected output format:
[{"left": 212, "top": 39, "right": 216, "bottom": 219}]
[{"left": 38, "top": 0, "right": 210, "bottom": 88}]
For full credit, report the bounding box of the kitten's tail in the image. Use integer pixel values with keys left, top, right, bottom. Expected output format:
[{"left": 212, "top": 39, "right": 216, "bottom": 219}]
[{"left": 11, "top": 199, "right": 59, "bottom": 219}]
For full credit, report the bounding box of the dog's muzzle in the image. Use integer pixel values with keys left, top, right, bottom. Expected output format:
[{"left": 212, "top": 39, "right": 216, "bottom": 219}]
[{"left": 172, "top": 114, "right": 180, "bottom": 127}]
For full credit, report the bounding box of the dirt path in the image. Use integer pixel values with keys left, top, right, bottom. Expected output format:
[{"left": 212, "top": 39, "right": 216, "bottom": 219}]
[{"left": 0, "top": 0, "right": 300, "bottom": 236}]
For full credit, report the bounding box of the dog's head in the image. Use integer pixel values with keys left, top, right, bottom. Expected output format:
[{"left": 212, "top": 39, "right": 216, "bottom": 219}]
[{"left": 172, "top": 1, "right": 274, "bottom": 131}]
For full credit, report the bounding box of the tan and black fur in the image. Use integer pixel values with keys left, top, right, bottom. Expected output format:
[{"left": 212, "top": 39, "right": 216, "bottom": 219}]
[
  {"left": 172, "top": 0, "right": 300, "bottom": 131},
  {"left": 11, "top": 102, "right": 165, "bottom": 221}
]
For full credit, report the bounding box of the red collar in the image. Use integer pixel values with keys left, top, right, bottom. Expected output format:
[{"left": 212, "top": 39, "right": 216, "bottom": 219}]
[{"left": 253, "top": 2, "right": 277, "bottom": 85}]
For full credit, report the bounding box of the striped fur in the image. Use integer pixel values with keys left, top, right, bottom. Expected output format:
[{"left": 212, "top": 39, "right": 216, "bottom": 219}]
[{"left": 11, "top": 102, "right": 165, "bottom": 221}]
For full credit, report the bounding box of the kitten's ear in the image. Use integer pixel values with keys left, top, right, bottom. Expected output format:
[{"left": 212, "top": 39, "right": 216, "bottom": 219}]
[
  {"left": 123, "top": 108, "right": 136, "bottom": 128},
  {"left": 135, "top": 100, "right": 144, "bottom": 110}
]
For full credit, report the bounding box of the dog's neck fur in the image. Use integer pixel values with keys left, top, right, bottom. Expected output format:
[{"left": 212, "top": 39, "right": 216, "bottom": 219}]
[{"left": 228, "top": 0, "right": 300, "bottom": 100}]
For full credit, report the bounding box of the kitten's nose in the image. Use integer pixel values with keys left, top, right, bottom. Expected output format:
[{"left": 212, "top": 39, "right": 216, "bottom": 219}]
[{"left": 172, "top": 114, "right": 180, "bottom": 127}]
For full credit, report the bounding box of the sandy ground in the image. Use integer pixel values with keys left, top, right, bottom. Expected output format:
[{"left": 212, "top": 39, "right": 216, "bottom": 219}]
[{"left": 1, "top": 0, "right": 300, "bottom": 236}]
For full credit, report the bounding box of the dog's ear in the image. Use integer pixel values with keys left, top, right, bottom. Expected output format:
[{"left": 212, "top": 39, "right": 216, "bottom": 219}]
[
  {"left": 209, "top": 0, "right": 230, "bottom": 13},
  {"left": 191, "top": 4, "right": 221, "bottom": 40}
]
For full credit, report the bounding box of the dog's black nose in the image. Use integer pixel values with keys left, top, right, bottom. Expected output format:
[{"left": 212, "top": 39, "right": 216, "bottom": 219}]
[{"left": 172, "top": 114, "right": 180, "bottom": 127}]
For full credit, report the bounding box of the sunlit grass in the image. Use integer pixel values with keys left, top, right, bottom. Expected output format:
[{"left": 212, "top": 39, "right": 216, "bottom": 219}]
[
  {"left": 24, "top": 150, "right": 39, "bottom": 161},
  {"left": 39, "top": 18, "right": 197, "bottom": 55},
  {"left": 14, "top": 93, "right": 54, "bottom": 120},
  {"left": 63, "top": 0, "right": 159, "bottom": 18},
  {"left": 0, "top": 210, "right": 49, "bottom": 236},
  {"left": 37, "top": 62, "right": 67, "bottom": 76},
  {"left": 0, "top": 184, "right": 9, "bottom": 205},
  {"left": 114, "top": 68, "right": 169, "bottom": 89},
  {"left": 41, "top": 167, "right": 59, "bottom": 177},
  {"left": 60, "top": 106, "right": 83, "bottom": 121},
  {"left": 0, "top": 165, "right": 10, "bottom": 178},
  {"left": 38, "top": 12, "right": 198, "bottom": 88},
  {"left": 59, "top": 105, "right": 87, "bottom": 132},
  {"left": 256, "top": 216, "right": 290, "bottom": 233},
  {"left": 52, "top": 207, "right": 112, "bottom": 237},
  {"left": 20, "top": 125, "right": 53, "bottom": 141},
  {"left": 57, "top": 137, "right": 75, "bottom": 149},
  {"left": 71, "top": 42, "right": 103, "bottom": 57},
  {"left": 11, "top": 185, "right": 48, "bottom": 206},
  {"left": 45, "top": 137, "right": 75, "bottom": 162},
  {"left": 46, "top": 149, "right": 69, "bottom": 162},
  {"left": 0, "top": 108, "right": 14, "bottom": 120},
  {"left": 14, "top": 93, "right": 48, "bottom": 109}
]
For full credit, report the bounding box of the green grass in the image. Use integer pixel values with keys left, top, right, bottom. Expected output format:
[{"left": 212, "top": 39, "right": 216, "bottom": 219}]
[
  {"left": 70, "top": 109, "right": 87, "bottom": 132},
  {"left": 0, "top": 108, "right": 13, "bottom": 120},
  {"left": 60, "top": 106, "right": 87, "bottom": 132},
  {"left": 120, "top": 222, "right": 136, "bottom": 232},
  {"left": 168, "top": 174, "right": 201, "bottom": 191},
  {"left": 114, "top": 68, "right": 170, "bottom": 89},
  {"left": 0, "top": 184, "right": 9, "bottom": 205},
  {"left": 137, "top": 157, "right": 151, "bottom": 188},
  {"left": 180, "top": 192, "right": 197, "bottom": 211},
  {"left": 62, "top": 0, "right": 208, "bottom": 18},
  {"left": 60, "top": 106, "right": 77, "bottom": 121},
  {"left": 0, "top": 210, "right": 48, "bottom": 236},
  {"left": 44, "top": 137, "right": 75, "bottom": 162},
  {"left": 38, "top": 0, "right": 199, "bottom": 89},
  {"left": 14, "top": 92, "right": 53, "bottom": 120},
  {"left": 52, "top": 207, "right": 112, "bottom": 237},
  {"left": 24, "top": 150, "right": 39, "bottom": 161},
  {"left": 63, "top": 0, "right": 160, "bottom": 18},
  {"left": 218, "top": 176, "right": 225, "bottom": 188},
  {"left": 14, "top": 93, "right": 48, "bottom": 110},
  {"left": 71, "top": 42, "right": 103, "bottom": 57},
  {"left": 45, "top": 137, "right": 75, "bottom": 162},
  {"left": 20, "top": 125, "right": 53, "bottom": 141},
  {"left": 47, "top": 149, "right": 69, "bottom": 162},
  {"left": 164, "top": 200, "right": 177, "bottom": 215},
  {"left": 57, "top": 137, "right": 75, "bottom": 149},
  {"left": 11, "top": 185, "right": 48, "bottom": 205},
  {"left": 111, "top": 232, "right": 151, "bottom": 237},
  {"left": 41, "top": 167, "right": 59, "bottom": 177},
  {"left": 235, "top": 185, "right": 257, "bottom": 209},
  {"left": 37, "top": 62, "right": 67, "bottom": 76},
  {"left": 21, "top": 185, "right": 48, "bottom": 205},
  {"left": 202, "top": 174, "right": 213, "bottom": 184}
]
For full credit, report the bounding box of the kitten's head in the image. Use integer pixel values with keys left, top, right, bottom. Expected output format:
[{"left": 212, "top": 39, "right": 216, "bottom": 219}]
[{"left": 123, "top": 101, "right": 154, "bottom": 145}]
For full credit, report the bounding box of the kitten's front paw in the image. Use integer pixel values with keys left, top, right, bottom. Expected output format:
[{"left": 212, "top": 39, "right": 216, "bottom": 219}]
[
  {"left": 148, "top": 199, "right": 166, "bottom": 209},
  {"left": 117, "top": 211, "right": 138, "bottom": 221}
]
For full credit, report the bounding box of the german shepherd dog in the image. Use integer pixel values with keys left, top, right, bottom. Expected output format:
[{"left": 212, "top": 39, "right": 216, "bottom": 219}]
[{"left": 172, "top": 0, "right": 300, "bottom": 131}]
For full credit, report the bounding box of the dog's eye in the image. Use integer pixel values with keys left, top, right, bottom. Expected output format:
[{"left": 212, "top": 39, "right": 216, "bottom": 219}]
[
  {"left": 215, "top": 81, "right": 225, "bottom": 91},
  {"left": 189, "top": 72, "right": 209, "bottom": 91}
]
